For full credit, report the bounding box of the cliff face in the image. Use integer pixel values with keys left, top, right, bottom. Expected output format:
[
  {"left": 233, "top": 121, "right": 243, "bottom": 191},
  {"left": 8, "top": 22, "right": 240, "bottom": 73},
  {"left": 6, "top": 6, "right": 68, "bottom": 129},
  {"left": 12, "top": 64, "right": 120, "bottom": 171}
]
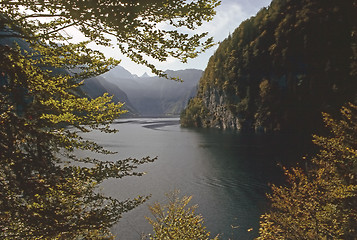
[
  {"left": 201, "top": 88, "right": 241, "bottom": 130},
  {"left": 181, "top": 0, "right": 357, "bottom": 132}
]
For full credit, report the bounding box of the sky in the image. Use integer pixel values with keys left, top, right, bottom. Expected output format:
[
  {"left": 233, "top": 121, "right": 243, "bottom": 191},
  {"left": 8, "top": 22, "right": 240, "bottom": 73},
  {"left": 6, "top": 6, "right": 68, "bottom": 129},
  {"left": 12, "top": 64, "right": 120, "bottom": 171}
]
[{"left": 87, "top": 0, "right": 272, "bottom": 76}]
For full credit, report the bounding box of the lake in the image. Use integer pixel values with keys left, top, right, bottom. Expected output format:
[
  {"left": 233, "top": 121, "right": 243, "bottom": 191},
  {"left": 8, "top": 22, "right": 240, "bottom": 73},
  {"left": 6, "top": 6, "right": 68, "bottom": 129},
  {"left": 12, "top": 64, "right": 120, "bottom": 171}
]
[{"left": 77, "top": 118, "right": 311, "bottom": 239}]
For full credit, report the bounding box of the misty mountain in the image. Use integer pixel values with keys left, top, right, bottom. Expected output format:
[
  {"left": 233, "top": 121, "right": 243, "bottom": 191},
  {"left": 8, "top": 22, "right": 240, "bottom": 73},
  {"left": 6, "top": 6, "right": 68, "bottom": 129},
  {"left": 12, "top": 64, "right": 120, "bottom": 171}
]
[
  {"left": 80, "top": 76, "right": 138, "bottom": 116},
  {"left": 101, "top": 66, "right": 203, "bottom": 116},
  {"left": 0, "top": 29, "right": 202, "bottom": 117}
]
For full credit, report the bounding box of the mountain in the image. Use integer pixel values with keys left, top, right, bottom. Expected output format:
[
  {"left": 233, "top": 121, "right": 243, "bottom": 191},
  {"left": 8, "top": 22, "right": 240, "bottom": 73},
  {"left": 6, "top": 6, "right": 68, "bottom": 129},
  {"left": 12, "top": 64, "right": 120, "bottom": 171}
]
[
  {"left": 140, "top": 72, "right": 150, "bottom": 78},
  {"left": 181, "top": 0, "right": 356, "bottom": 132},
  {"left": 0, "top": 29, "right": 137, "bottom": 117},
  {"left": 102, "top": 67, "right": 203, "bottom": 116},
  {"left": 0, "top": 28, "right": 32, "bottom": 51},
  {"left": 102, "top": 65, "right": 135, "bottom": 80},
  {"left": 80, "top": 76, "right": 138, "bottom": 116}
]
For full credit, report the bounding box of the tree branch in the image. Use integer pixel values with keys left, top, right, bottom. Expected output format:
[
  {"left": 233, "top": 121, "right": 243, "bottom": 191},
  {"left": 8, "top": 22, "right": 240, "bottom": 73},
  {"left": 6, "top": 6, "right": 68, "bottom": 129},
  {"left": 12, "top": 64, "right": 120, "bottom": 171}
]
[
  {"left": 18, "top": 13, "right": 66, "bottom": 21},
  {"left": 39, "top": 20, "right": 80, "bottom": 38}
]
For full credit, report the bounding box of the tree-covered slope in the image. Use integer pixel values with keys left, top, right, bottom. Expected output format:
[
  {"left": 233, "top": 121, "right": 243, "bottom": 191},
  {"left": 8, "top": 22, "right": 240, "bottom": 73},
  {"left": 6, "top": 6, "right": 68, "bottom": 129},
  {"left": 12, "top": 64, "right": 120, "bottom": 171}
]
[{"left": 181, "top": 0, "right": 357, "bottom": 132}]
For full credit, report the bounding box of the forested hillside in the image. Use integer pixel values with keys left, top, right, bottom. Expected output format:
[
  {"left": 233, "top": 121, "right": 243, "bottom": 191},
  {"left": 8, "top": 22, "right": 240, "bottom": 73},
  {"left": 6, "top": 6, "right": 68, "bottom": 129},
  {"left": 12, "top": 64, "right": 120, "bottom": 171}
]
[{"left": 181, "top": 0, "right": 356, "bottom": 132}]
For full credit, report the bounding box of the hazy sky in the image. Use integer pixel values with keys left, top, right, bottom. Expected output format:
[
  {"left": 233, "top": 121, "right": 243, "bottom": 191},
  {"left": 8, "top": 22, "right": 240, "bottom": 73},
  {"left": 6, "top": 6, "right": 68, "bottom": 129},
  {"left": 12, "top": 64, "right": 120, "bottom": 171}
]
[{"left": 88, "top": 0, "right": 272, "bottom": 76}]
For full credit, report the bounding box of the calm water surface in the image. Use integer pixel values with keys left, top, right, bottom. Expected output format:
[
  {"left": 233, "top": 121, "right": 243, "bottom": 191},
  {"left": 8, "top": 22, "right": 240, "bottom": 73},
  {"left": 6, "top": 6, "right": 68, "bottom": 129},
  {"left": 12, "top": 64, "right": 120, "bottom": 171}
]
[{"left": 78, "top": 118, "right": 310, "bottom": 239}]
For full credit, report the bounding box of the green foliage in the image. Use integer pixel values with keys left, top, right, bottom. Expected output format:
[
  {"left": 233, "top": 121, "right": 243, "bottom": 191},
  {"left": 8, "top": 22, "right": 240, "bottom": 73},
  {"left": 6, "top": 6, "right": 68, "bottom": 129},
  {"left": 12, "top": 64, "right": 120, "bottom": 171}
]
[
  {"left": 184, "top": 0, "right": 357, "bottom": 131},
  {"left": 0, "top": 40, "right": 156, "bottom": 240},
  {"left": 257, "top": 103, "right": 357, "bottom": 239},
  {"left": 1, "top": 0, "right": 220, "bottom": 78},
  {"left": 180, "top": 97, "right": 209, "bottom": 127},
  {"left": 145, "top": 191, "right": 218, "bottom": 240},
  {"left": 0, "top": 0, "right": 219, "bottom": 238}
]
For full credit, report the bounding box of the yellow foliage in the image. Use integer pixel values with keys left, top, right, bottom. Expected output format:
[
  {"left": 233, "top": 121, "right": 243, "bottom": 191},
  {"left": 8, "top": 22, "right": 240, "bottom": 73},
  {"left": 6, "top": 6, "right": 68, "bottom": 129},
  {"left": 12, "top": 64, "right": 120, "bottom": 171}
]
[
  {"left": 146, "top": 191, "right": 219, "bottom": 240},
  {"left": 257, "top": 104, "right": 357, "bottom": 239}
]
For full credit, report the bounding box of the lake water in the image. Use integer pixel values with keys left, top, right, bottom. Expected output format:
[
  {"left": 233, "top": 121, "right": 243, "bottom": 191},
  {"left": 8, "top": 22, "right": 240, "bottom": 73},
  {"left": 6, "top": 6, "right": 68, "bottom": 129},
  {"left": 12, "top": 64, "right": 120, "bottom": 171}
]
[{"left": 78, "top": 118, "right": 310, "bottom": 239}]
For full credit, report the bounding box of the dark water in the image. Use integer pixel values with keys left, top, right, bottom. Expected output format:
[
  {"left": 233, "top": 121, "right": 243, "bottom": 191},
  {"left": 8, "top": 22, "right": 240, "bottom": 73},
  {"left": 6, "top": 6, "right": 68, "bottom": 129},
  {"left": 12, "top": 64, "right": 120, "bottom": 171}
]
[{"left": 78, "top": 118, "right": 311, "bottom": 239}]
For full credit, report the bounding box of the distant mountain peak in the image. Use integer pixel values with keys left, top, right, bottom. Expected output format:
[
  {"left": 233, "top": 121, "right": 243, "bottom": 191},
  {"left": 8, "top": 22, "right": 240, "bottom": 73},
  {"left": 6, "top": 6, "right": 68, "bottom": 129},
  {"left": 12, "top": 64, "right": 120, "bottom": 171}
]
[
  {"left": 103, "top": 65, "right": 134, "bottom": 79},
  {"left": 140, "top": 72, "right": 150, "bottom": 78},
  {"left": 99, "top": 67, "right": 203, "bottom": 117}
]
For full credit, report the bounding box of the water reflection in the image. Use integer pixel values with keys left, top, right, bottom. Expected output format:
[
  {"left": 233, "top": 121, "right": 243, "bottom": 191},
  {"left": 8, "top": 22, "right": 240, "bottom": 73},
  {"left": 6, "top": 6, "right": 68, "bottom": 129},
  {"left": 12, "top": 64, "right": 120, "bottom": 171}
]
[{"left": 79, "top": 119, "right": 310, "bottom": 239}]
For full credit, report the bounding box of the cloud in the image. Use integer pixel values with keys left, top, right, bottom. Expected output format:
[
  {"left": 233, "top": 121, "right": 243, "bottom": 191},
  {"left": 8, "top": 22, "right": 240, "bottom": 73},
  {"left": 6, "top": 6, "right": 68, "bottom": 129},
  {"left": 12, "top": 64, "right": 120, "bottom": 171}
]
[{"left": 199, "top": 2, "right": 249, "bottom": 42}]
